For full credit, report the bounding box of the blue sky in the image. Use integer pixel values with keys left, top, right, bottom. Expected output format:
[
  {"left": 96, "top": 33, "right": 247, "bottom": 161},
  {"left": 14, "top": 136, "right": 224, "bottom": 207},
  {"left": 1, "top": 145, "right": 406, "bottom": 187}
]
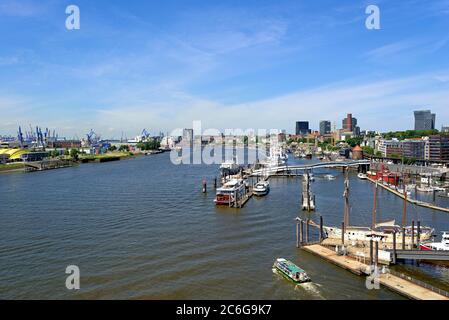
[{"left": 1, "top": 0, "right": 449, "bottom": 138}]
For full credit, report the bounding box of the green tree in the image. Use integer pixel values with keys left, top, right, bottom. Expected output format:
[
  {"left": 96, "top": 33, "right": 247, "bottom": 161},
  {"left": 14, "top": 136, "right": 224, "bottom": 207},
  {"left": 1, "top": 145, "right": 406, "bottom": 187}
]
[
  {"left": 108, "top": 145, "right": 117, "bottom": 152},
  {"left": 64, "top": 148, "right": 70, "bottom": 156},
  {"left": 70, "top": 148, "right": 79, "bottom": 160},
  {"left": 362, "top": 146, "right": 374, "bottom": 155},
  {"left": 119, "top": 145, "right": 130, "bottom": 152}
]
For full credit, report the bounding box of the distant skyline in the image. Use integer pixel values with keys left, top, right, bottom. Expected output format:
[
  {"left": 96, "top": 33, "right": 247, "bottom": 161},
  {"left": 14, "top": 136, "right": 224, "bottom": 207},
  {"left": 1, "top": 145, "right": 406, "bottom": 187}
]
[{"left": 1, "top": 0, "right": 449, "bottom": 138}]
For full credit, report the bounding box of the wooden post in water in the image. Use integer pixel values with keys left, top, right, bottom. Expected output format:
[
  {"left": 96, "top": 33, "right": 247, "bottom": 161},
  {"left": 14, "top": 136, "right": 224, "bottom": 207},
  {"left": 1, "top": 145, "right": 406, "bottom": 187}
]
[
  {"left": 300, "top": 220, "right": 304, "bottom": 245},
  {"left": 341, "top": 221, "right": 345, "bottom": 245},
  {"left": 402, "top": 187, "right": 407, "bottom": 227},
  {"left": 392, "top": 231, "right": 397, "bottom": 264},
  {"left": 296, "top": 221, "right": 299, "bottom": 248},
  {"left": 202, "top": 179, "right": 207, "bottom": 193},
  {"left": 305, "top": 219, "right": 310, "bottom": 244},
  {"left": 402, "top": 227, "right": 406, "bottom": 250},
  {"left": 213, "top": 177, "right": 217, "bottom": 189},
  {"left": 369, "top": 239, "right": 373, "bottom": 266},
  {"left": 319, "top": 216, "right": 323, "bottom": 242},
  {"left": 411, "top": 220, "right": 415, "bottom": 249}
]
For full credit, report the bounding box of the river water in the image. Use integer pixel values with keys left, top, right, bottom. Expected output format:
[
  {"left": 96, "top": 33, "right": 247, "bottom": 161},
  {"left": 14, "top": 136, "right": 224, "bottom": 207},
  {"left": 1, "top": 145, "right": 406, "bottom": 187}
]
[{"left": 1, "top": 152, "right": 449, "bottom": 299}]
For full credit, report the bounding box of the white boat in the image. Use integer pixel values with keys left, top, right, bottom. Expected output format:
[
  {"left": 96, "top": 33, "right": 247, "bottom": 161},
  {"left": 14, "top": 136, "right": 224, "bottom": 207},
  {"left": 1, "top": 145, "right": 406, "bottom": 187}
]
[
  {"left": 253, "top": 181, "right": 270, "bottom": 196},
  {"left": 420, "top": 232, "right": 449, "bottom": 251},
  {"left": 433, "top": 186, "right": 446, "bottom": 192},
  {"left": 357, "top": 173, "right": 368, "bottom": 180},
  {"left": 417, "top": 186, "right": 434, "bottom": 192},
  {"left": 309, "top": 173, "right": 315, "bottom": 181},
  {"left": 214, "top": 179, "right": 246, "bottom": 205},
  {"left": 323, "top": 221, "right": 434, "bottom": 244},
  {"left": 323, "top": 174, "right": 336, "bottom": 180},
  {"left": 273, "top": 258, "right": 310, "bottom": 284}
]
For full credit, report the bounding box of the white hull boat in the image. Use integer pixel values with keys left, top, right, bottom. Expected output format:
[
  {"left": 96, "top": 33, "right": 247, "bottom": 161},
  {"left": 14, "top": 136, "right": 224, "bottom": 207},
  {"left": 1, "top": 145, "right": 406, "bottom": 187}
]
[{"left": 253, "top": 181, "right": 270, "bottom": 196}]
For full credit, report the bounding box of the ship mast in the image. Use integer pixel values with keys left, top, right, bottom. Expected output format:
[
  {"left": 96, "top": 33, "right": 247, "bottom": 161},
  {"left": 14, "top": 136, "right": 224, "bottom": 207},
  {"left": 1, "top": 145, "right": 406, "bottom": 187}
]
[
  {"left": 372, "top": 180, "right": 378, "bottom": 230},
  {"left": 343, "top": 167, "right": 350, "bottom": 227}
]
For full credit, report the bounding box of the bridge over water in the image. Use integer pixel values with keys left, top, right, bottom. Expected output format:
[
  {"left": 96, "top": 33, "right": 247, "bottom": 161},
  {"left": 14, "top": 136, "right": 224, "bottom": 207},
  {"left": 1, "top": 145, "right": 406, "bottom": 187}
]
[{"left": 250, "top": 160, "right": 371, "bottom": 176}]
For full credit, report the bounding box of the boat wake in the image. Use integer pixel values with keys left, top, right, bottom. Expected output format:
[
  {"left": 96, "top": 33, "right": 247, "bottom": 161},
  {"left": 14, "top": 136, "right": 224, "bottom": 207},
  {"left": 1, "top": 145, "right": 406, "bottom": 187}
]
[
  {"left": 272, "top": 268, "right": 324, "bottom": 299},
  {"left": 296, "top": 282, "right": 324, "bottom": 299}
]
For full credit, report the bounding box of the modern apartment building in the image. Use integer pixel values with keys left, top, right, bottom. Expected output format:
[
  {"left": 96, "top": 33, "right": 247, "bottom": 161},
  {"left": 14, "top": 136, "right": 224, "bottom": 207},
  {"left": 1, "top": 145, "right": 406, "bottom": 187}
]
[
  {"left": 319, "top": 120, "right": 331, "bottom": 135},
  {"left": 428, "top": 135, "right": 449, "bottom": 161}
]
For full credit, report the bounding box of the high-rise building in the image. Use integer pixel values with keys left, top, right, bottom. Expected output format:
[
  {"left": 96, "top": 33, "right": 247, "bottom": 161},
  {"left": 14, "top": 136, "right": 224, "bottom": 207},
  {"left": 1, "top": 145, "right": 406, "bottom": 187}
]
[
  {"left": 342, "top": 113, "right": 359, "bottom": 135},
  {"left": 428, "top": 135, "right": 449, "bottom": 161},
  {"left": 295, "top": 121, "right": 310, "bottom": 135},
  {"left": 319, "top": 120, "right": 331, "bottom": 135},
  {"left": 414, "top": 110, "right": 436, "bottom": 130}
]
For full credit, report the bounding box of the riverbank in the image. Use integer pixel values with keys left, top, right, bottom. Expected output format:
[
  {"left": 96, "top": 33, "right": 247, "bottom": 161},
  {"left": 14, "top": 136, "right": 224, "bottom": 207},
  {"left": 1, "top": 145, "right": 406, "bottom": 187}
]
[
  {"left": 0, "top": 162, "right": 25, "bottom": 173},
  {"left": 0, "top": 150, "right": 167, "bottom": 174}
]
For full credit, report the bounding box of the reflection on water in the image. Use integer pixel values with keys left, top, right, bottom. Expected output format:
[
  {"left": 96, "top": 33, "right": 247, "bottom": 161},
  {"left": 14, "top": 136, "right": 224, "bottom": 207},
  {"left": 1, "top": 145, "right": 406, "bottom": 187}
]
[{"left": 0, "top": 153, "right": 448, "bottom": 299}]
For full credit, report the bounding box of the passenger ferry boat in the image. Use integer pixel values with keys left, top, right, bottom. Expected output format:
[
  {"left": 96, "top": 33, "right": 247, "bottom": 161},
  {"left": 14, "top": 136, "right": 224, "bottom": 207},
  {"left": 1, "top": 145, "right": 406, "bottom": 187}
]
[
  {"left": 253, "top": 181, "right": 270, "bottom": 196},
  {"left": 273, "top": 258, "right": 310, "bottom": 284},
  {"left": 420, "top": 232, "right": 449, "bottom": 251},
  {"left": 214, "top": 179, "right": 246, "bottom": 206}
]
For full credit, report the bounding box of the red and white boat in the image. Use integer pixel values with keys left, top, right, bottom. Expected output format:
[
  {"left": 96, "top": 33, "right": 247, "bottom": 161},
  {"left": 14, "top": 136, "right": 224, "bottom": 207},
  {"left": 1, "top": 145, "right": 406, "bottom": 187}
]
[
  {"left": 420, "top": 232, "right": 449, "bottom": 251},
  {"left": 214, "top": 179, "right": 246, "bottom": 205}
]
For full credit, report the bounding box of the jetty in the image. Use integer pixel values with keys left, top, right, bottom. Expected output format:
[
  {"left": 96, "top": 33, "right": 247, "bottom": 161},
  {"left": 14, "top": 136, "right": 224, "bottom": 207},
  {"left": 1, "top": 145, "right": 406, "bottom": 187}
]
[
  {"left": 301, "top": 240, "right": 449, "bottom": 300},
  {"left": 367, "top": 177, "right": 449, "bottom": 214},
  {"left": 24, "top": 159, "right": 74, "bottom": 172}
]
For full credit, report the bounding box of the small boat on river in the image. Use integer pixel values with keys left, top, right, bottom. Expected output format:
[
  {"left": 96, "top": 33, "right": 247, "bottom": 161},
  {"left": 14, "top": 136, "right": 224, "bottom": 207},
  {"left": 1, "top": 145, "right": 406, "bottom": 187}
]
[{"left": 273, "top": 258, "right": 310, "bottom": 284}]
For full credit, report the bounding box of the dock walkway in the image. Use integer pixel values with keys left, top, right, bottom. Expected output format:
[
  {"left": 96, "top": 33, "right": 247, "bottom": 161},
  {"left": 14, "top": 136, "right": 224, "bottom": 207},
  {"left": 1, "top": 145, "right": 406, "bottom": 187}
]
[
  {"left": 302, "top": 244, "right": 449, "bottom": 300},
  {"left": 367, "top": 177, "right": 449, "bottom": 214}
]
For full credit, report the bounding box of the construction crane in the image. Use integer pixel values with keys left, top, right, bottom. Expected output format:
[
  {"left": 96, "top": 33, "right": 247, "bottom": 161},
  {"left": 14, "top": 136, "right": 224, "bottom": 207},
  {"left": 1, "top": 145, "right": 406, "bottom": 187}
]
[{"left": 17, "top": 126, "right": 24, "bottom": 147}]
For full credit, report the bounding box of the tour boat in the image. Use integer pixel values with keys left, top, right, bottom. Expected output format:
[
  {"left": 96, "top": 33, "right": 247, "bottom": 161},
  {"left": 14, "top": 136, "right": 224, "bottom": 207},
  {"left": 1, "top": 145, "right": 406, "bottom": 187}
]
[
  {"left": 357, "top": 173, "right": 368, "bottom": 180},
  {"left": 420, "top": 232, "right": 449, "bottom": 251},
  {"left": 273, "top": 258, "right": 310, "bottom": 284},
  {"left": 253, "top": 181, "right": 270, "bottom": 196},
  {"left": 214, "top": 179, "right": 246, "bottom": 205}
]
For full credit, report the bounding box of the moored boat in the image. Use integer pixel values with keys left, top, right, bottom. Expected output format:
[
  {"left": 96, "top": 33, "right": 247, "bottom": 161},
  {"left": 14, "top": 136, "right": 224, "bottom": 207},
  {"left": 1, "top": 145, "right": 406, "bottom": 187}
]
[
  {"left": 253, "top": 181, "right": 270, "bottom": 196},
  {"left": 273, "top": 258, "right": 310, "bottom": 283},
  {"left": 323, "top": 174, "right": 336, "bottom": 180},
  {"left": 214, "top": 179, "right": 246, "bottom": 205},
  {"left": 420, "top": 232, "right": 449, "bottom": 251},
  {"left": 357, "top": 173, "right": 367, "bottom": 180}
]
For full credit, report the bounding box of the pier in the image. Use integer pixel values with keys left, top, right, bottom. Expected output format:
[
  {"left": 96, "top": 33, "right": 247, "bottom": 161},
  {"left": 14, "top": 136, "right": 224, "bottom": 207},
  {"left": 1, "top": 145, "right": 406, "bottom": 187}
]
[
  {"left": 296, "top": 218, "right": 449, "bottom": 300},
  {"left": 367, "top": 177, "right": 449, "bottom": 213},
  {"left": 24, "top": 159, "right": 74, "bottom": 172}
]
